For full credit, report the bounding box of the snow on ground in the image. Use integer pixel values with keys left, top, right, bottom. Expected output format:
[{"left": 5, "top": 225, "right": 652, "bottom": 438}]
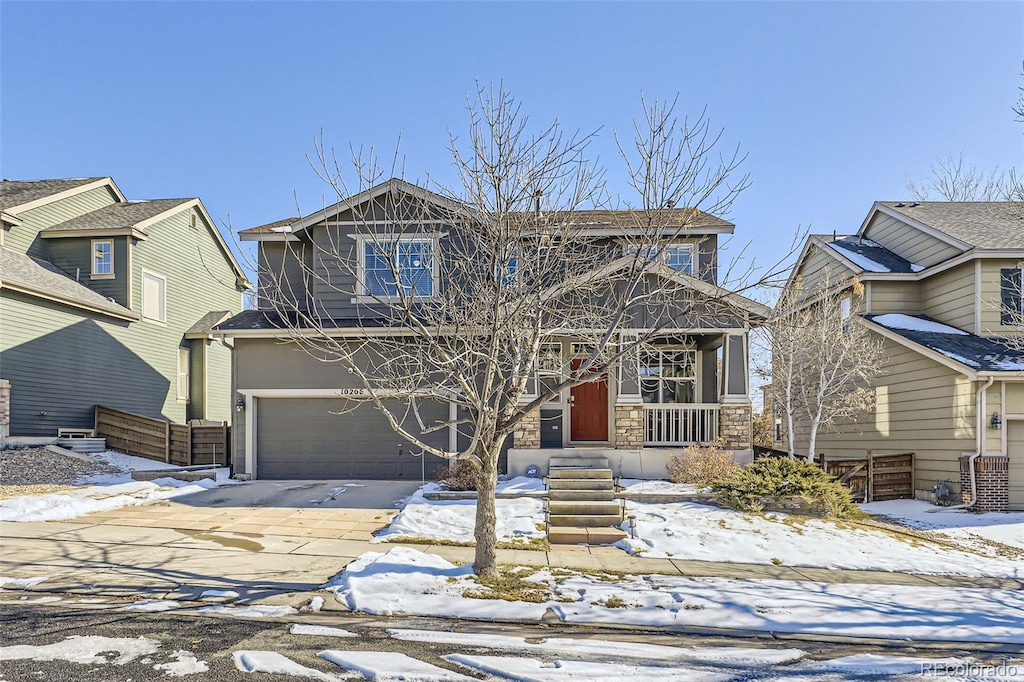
[
  {"left": 448, "top": 655, "right": 736, "bottom": 681},
  {"left": 375, "top": 479, "right": 544, "bottom": 545},
  {"left": 200, "top": 589, "right": 240, "bottom": 599},
  {"left": 0, "top": 635, "right": 160, "bottom": 665},
  {"left": 153, "top": 650, "right": 210, "bottom": 677},
  {"left": 87, "top": 450, "right": 233, "bottom": 484},
  {"left": 290, "top": 624, "right": 357, "bottom": 638},
  {"left": 323, "top": 546, "right": 1024, "bottom": 643},
  {"left": 613, "top": 500, "right": 1022, "bottom": 578},
  {"left": 864, "top": 499, "right": 1024, "bottom": 551},
  {"left": 0, "top": 575, "right": 47, "bottom": 589},
  {"left": 198, "top": 604, "right": 297, "bottom": 618},
  {"left": 319, "top": 650, "right": 474, "bottom": 681},
  {"left": 233, "top": 651, "right": 343, "bottom": 680},
  {"left": 119, "top": 599, "right": 182, "bottom": 612},
  {"left": 618, "top": 478, "right": 700, "bottom": 494}
]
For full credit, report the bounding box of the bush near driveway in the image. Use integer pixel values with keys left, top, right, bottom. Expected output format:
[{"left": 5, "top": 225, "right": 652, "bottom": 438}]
[{"left": 711, "top": 456, "right": 862, "bottom": 519}]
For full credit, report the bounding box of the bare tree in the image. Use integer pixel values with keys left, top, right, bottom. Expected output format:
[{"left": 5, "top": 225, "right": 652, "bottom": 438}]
[
  {"left": 906, "top": 153, "right": 1011, "bottom": 202},
  {"left": 769, "top": 274, "right": 886, "bottom": 460},
  {"left": 257, "top": 86, "right": 786, "bottom": 578}
]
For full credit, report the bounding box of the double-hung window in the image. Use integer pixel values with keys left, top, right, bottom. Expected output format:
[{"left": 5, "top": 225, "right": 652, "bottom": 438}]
[
  {"left": 92, "top": 239, "right": 113, "bottom": 277},
  {"left": 626, "top": 243, "right": 694, "bottom": 275},
  {"left": 363, "top": 238, "right": 435, "bottom": 297},
  {"left": 1000, "top": 268, "right": 1023, "bottom": 326},
  {"left": 639, "top": 348, "right": 697, "bottom": 403}
]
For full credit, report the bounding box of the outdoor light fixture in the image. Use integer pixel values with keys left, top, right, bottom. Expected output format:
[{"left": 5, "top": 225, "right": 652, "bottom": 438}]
[
  {"left": 628, "top": 514, "right": 637, "bottom": 538},
  {"left": 991, "top": 411, "right": 1002, "bottom": 430},
  {"left": 235, "top": 395, "right": 246, "bottom": 413}
]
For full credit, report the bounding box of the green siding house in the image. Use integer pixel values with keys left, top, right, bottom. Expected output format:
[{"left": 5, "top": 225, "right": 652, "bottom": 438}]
[{"left": 0, "top": 177, "right": 250, "bottom": 437}]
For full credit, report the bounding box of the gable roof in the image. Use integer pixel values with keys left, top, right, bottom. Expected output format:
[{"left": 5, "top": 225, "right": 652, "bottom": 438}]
[
  {"left": 0, "top": 177, "right": 125, "bottom": 213},
  {"left": 41, "top": 199, "right": 192, "bottom": 235},
  {"left": 863, "top": 313, "right": 1024, "bottom": 376},
  {"left": 825, "top": 236, "right": 921, "bottom": 274},
  {"left": 872, "top": 201, "right": 1023, "bottom": 251},
  {"left": 0, "top": 246, "right": 138, "bottom": 320},
  {"left": 239, "top": 217, "right": 300, "bottom": 238}
]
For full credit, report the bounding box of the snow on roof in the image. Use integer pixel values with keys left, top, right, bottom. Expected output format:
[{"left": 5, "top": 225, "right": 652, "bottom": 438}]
[
  {"left": 866, "top": 314, "right": 1024, "bottom": 372},
  {"left": 826, "top": 237, "right": 921, "bottom": 274},
  {"left": 870, "top": 314, "right": 968, "bottom": 336}
]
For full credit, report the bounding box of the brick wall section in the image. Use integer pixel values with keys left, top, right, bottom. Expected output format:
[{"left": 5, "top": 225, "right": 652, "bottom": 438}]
[
  {"left": 0, "top": 380, "right": 9, "bottom": 438},
  {"left": 719, "top": 404, "right": 752, "bottom": 449},
  {"left": 959, "top": 455, "right": 1009, "bottom": 512},
  {"left": 513, "top": 408, "right": 541, "bottom": 449},
  {"left": 614, "top": 405, "right": 645, "bottom": 448}
]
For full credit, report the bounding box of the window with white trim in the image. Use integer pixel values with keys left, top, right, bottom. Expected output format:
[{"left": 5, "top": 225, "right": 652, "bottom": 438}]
[
  {"left": 625, "top": 243, "right": 694, "bottom": 274},
  {"left": 536, "top": 342, "right": 563, "bottom": 403},
  {"left": 840, "top": 296, "right": 852, "bottom": 332},
  {"left": 177, "top": 347, "right": 190, "bottom": 402},
  {"left": 639, "top": 348, "right": 696, "bottom": 403},
  {"left": 142, "top": 271, "right": 167, "bottom": 322},
  {"left": 92, "top": 239, "right": 113, "bottom": 276},
  {"left": 363, "top": 238, "right": 435, "bottom": 297}
]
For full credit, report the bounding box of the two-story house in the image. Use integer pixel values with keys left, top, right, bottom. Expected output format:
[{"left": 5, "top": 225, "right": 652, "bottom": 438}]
[
  {"left": 215, "top": 179, "right": 768, "bottom": 480},
  {"left": 0, "top": 177, "right": 250, "bottom": 437},
  {"left": 779, "top": 201, "right": 1024, "bottom": 510}
]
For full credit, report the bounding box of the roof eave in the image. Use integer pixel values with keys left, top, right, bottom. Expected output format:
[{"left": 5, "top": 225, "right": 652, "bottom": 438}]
[
  {"left": 859, "top": 317, "right": 979, "bottom": 380},
  {"left": 0, "top": 280, "right": 140, "bottom": 322},
  {"left": 3, "top": 177, "right": 126, "bottom": 215},
  {"left": 40, "top": 227, "right": 148, "bottom": 240}
]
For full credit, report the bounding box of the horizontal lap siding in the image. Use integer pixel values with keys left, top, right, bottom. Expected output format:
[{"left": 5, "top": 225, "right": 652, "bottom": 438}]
[
  {"left": 786, "top": 336, "right": 977, "bottom": 493},
  {"left": 922, "top": 263, "right": 975, "bottom": 332},
  {"left": 794, "top": 247, "right": 853, "bottom": 297},
  {"left": 863, "top": 213, "right": 962, "bottom": 268},
  {"left": 868, "top": 281, "right": 920, "bottom": 314},
  {"left": 6, "top": 186, "right": 120, "bottom": 257}
]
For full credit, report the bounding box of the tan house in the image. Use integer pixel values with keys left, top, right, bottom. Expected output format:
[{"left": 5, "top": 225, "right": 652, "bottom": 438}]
[{"left": 778, "top": 201, "right": 1024, "bottom": 510}]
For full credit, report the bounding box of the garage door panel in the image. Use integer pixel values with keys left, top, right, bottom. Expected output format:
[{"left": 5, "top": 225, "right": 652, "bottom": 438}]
[{"left": 256, "top": 398, "right": 450, "bottom": 480}]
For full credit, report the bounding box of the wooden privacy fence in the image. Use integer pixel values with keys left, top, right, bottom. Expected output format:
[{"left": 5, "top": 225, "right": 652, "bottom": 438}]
[
  {"left": 94, "top": 405, "right": 230, "bottom": 467},
  {"left": 824, "top": 451, "right": 914, "bottom": 502}
]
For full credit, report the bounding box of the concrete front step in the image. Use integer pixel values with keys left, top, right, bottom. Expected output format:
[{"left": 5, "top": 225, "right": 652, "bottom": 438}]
[
  {"left": 547, "top": 490, "right": 616, "bottom": 502},
  {"left": 549, "top": 513, "right": 622, "bottom": 527},
  {"left": 548, "top": 478, "right": 615, "bottom": 491},
  {"left": 548, "top": 456, "right": 610, "bottom": 469},
  {"left": 548, "top": 468, "right": 613, "bottom": 480},
  {"left": 548, "top": 501, "right": 621, "bottom": 516},
  {"left": 548, "top": 526, "right": 628, "bottom": 545}
]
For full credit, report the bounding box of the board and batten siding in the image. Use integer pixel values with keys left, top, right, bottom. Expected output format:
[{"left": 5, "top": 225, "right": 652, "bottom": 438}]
[
  {"left": 784, "top": 335, "right": 978, "bottom": 494},
  {"left": 862, "top": 212, "right": 963, "bottom": 268},
  {"left": 5, "top": 185, "right": 121, "bottom": 257},
  {"left": 867, "top": 281, "right": 920, "bottom": 314},
  {"left": 921, "top": 263, "right": 975, "bottom": 332}
]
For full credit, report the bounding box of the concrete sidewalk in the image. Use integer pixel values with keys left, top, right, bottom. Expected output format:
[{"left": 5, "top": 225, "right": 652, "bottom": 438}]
[{"left": 1, "top": 519, "right": 1020, "bottom": 607}]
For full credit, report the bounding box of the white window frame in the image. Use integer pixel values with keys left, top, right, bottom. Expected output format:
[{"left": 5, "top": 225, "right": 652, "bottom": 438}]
[
  {"left": 639, "top": 347, "right": 697, "bottom": 404},
  {"left": 357, "top": 237, "right": 438, "bottom": 299},
  {"left": 141, "top": 269, "right": 167, "bottom": 323},
  {"left": 177, "top": 347, "right": 190, "bottom": 402},
  {"left": 625, "top": 243, "right": 694, "bottom": 275},
  {"left": 536, "top": 341, "right": 564, "bottom": 404},
  {"left": 91, "top": 239, "right": 114, "bottom": 278},
  {"left": 840, "top": 295, "right": 852, "bottom": 332}
]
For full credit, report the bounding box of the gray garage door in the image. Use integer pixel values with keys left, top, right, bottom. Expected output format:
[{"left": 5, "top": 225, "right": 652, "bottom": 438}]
[
  {"left": 1009, "top": 420, "right": 1023, "bottom": 511},
  {"left": 256, "top": 398, "right": 450, "bottom": 480}
]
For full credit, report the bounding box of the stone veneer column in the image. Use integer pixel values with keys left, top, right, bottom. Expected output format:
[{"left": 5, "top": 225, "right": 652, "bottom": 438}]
[
  {"left": 0, "top": 380, "right": 9, "bottom": 439},
  {"left": 718, "top": 404, "right": 752, "bottom": 449},
  {"left": 513, "top": 408, "right": 541, "bottom": 449},
  {"left": 614, "top": 404, "right": 645, "bottom": 448},
  {"left": 959, "top": 455, "right": 1009, "bottom": 512}
]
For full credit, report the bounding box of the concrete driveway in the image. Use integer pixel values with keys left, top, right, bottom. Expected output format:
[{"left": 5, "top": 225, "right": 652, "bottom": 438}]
[{"left": 66, "top": 479, "right": 422, "bottom": 542}]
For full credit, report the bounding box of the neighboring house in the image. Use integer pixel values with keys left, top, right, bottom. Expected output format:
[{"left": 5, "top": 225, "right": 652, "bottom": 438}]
[
  {"left": 778, "top": 201, "right": 1024, "bottom": 510},
  {"left": 215, "top": 179, "right": 768, "bottom": 480},
  {"left": 0, "top": 177, "right": 250, "bottom": 436}
]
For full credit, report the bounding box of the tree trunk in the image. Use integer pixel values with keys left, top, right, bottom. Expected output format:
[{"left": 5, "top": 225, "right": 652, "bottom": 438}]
[
  {"left": 473, "top": 441, "right": 501, "bottom": 579},
  {"left": 806, "top": 420, "right": 819, "bottom": 463}
]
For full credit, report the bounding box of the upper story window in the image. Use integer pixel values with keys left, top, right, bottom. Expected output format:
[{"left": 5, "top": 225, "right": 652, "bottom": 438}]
[
  {"left": 496, "top": 252, "right": 519, "bottom": 285},
  {"left": 536, "top": 342, "right": 563, "bottom": 403},
  {"left": 840, "top": 296, "right": 852, "bottom": 332},
  {"left": 92, "top": 239, "right": 113, "bottom": 277},
  {"left": 363, "top": 238, "right": 435, "bottom": 297},
  {"left": 142, "top": 270, "right": 167, "bottom": 322},
  {"left": 639, "top": 348, "right": 696, "bottom": 404},
  {"left": 1000, "top": 268, "right": 1023, "bottom": 326},
  {"left": 626, "top": 243, "right": 694, "bottom": 275}
]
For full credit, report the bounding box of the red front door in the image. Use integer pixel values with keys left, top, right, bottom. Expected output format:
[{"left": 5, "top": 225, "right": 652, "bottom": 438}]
[{"left": 570, "top": 359, "right": 608, "bottom": 441}]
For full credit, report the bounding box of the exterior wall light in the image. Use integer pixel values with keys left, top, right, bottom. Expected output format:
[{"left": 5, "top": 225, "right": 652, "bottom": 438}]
[
  {"left": 235, "top": 395, "right": 246, "bottom": 413},
  {"left": 991, "top": 411, "right": 1002, "bottom": 430}
]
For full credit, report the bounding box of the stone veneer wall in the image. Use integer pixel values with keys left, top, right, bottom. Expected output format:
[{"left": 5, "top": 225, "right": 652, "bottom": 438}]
[
  {"left": 614, "top": 404, "right": 645, "bottom": 448},
  {"left": 719, "top": 404, "right": 752, "bottom": 450},
  {"left": 0, "top": 380, "right": 9, "bottom": 439},
  {"left": 513, "top": 408, "right": 541, "bottom": 449},
  {"left": 959, "top": 455, "right": 1009, "bottom": 512}
]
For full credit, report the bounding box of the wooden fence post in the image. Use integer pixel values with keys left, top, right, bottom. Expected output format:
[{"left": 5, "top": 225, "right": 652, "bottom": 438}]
[
  {"left": 866, "top": 449, "right": 874, "bottom": 503},
  {"left": 165, "top": 420, "right": 171, "bottom": 464},
  {"left": 187, "top": 422, "right": 194, "bottom": 466}
]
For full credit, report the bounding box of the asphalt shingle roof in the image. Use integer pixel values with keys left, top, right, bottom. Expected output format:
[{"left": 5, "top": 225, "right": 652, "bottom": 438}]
[
  {"left": 0, "top": 246, "right": 136, "bottom": 318},
  {"left": 43, "top": 199, "right": 192, "bottom": 233},
  {"left": 879, "top": 202, "right": 1023, "bottom": 250},
  {"left": 828, "top": 236, "right": 920, "bottom": 273},
  {"left": 0, "top": 178, "right": 106, "bottom": 212},
  {"left": 214, "top": 309, "right": 393, "bottom": 331},
  {"left": 239, "top": 217, "right": 299, "bottom": 235},
  {"left": 186, "top": 311, "right": 232, "bottom": 335},
  {"left": 866, "top": 313, "right": 1024, "bottom": 372}
]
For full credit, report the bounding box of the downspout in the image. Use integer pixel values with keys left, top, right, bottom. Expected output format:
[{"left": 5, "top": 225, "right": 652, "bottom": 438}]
[{"left": 930, "top": 375, "right": 992, "bottom": 512}]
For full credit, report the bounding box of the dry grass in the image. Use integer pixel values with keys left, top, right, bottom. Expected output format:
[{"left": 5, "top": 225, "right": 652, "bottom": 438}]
[{"left": 666, "top": 439, "right": 738, "bottom": 486}]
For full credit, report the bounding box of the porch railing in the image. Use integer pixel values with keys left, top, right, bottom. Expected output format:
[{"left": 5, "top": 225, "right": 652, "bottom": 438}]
[{"left": 644, "top": 404, "right": 719, "bottom": 445}]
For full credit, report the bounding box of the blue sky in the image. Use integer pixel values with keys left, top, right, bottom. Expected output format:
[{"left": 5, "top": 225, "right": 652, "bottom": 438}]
[{"left": 2, "top": 1, "right": 1021, "bottom": 281}]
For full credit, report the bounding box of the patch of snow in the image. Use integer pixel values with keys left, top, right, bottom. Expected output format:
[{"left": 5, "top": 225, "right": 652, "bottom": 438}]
[
  {"left": 319, "top": 650, "right": 473, "bottom": 680},
  {"left": 120, "top": 599, "right": 182, "bottom": 612},
  {"left": 325, "top": 547, "right": 1024, "bottom": 643},
  {"left": 0, "top": 477, "right": 221, "bottom": 522},
  {"left": 20, "top": 596, "right": 63, "bottom": 604},
  {"left": 232, "top": 651, "right": 339, "bottom": 679},
  {"left": 154, "top": 650, "right": 209, "bottom": 677},
  {"left": 496, "top": 476, "right": 546, "bottom": 494},
  {"left": 388, "top": 629, "right": 804, "bottom": 665},
  {"left": 910, "top": 263, "right": 925, "bottom": 272},
  {"left": 863, "top": 499, "right": 1024, "bottom": 551},
  {"left": 943, "top": 351, "right": 981, "bottom": 368},
  {"left": 0, "top": 576, "right": 47, "bottom": 589},
  {"left": 91, "top": 450, "right": 185, "bottom": 473},
  {"left": 990, "top": 357, "right": 1024, "bottom": 371},
  {"left": 618, "top": 478, "right": 700, "bottom": 494},
  {"left": 827, "top": 242, "right": 892, "bottom": 273},
  {"left": 303, "top": 596, "right": 325, "bottom": 612},
  {"left": 0, "top": 635, "right": 160, "bottom": 665},
  {"left": 375, "top": 483, "right": 544, "bottom": 545},
  {"left": 199, "top": 604, "right": 297, "bottom": 618},
  {"left": 199, "top": 589, "right": 239, "bottom": 600},
  {"left": 448, "top": 655, "right": 735, "bottom": 681},
  {"left": 871, "top": 313, "right": 969, "bottom": 335},
  {"left": 794, "top": 653, "right": 965, "bottom": 675},
  {"left": 614, "top": 501, "right": 1021, "bottom": 577},
  {"left": 289, "top": 624, "right": 357, "bottom": 638}
]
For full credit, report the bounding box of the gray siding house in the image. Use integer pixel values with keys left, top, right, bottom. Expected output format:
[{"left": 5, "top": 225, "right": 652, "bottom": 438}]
[
  {"left": 0, "top": 177, "right": 250, "bottom": 436},
  {"left": 216, "top": 179, "right": 768, "bottom": 480},
  {"left": 778, "top": 201, "right": 1024, "bottom": 510}
]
